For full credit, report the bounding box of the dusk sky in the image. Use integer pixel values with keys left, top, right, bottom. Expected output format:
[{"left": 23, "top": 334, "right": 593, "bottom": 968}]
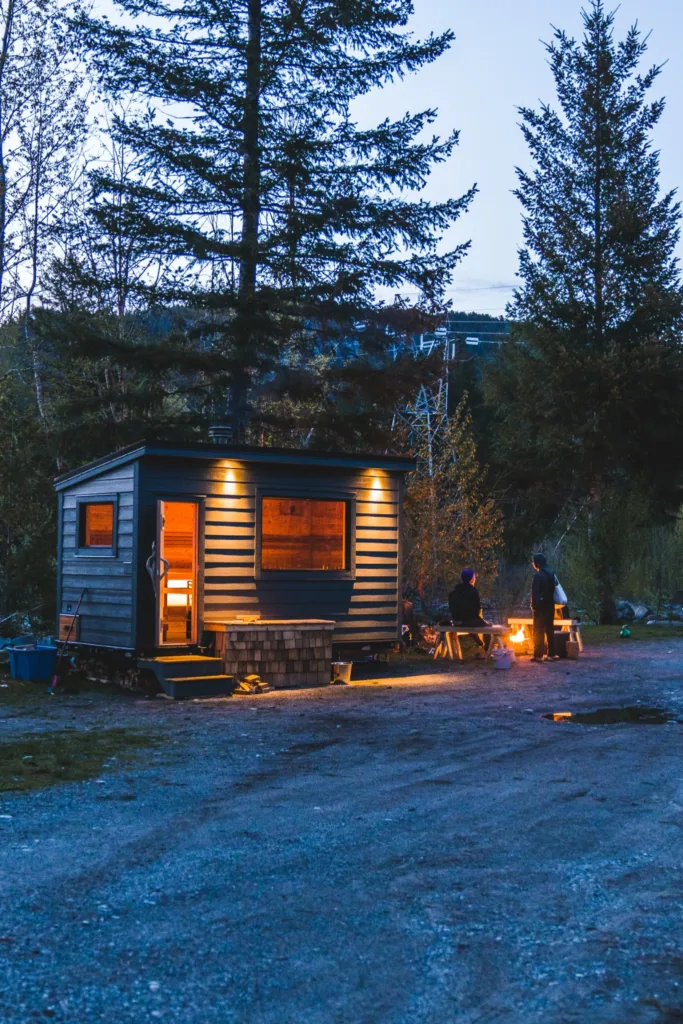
[
  {"left": 357, "top": 0, "right": 683, "bottom": 315},
  {"left": 96, "top": 0, "right": 683, "bottom": 316}
]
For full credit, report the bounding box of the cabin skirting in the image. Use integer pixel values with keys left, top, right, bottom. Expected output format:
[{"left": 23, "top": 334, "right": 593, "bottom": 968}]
[{"left": 210, "top": 620, "right": 335, "bottom": 688}]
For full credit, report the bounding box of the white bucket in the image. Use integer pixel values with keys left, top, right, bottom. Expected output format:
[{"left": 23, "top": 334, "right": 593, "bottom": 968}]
[
  {"left": 331, "top": 662, "right": 352, "bottom": 684},
  {"left": 492, "top": 647, "right": 515, "bottom": 670}
]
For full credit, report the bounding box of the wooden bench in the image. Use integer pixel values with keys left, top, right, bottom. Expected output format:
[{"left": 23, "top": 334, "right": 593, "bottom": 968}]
[
  {"left": 434, "top": 625, "right": 511, "bottom": 663},
  {"left": 507, "top": 618, "right": 583, "bottom": 654}
]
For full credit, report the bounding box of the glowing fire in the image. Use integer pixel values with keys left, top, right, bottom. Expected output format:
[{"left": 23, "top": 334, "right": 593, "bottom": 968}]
[{"left": 510, "top": 627, "right": 527, "bottom": 644}]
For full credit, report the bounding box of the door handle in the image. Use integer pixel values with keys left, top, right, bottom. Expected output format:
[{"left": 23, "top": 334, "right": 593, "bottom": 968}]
[
  {"left": 145, "top": 542, "right": 170, "bottom": 595},
  {"left": 145, "top": 542, "right": 158, "bottom": 594}
]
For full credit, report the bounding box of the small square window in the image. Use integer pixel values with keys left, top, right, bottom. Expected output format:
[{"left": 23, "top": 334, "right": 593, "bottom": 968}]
[{"left": 80, "top": 502, "right": 114, "bottom": 548}]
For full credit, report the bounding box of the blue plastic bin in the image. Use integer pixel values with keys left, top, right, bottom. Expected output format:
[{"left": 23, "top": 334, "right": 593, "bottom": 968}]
[{"left": 8, "top": 645, "right": 57, "bottom": 682}]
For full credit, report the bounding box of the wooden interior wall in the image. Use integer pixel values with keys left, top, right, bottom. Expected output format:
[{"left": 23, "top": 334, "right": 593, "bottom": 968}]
[
  {"left": 140, "top": 459, "right": 401, "bottom": 644},
  {"left": 59, "top": 465, "right": 136, "bottom": 648}
]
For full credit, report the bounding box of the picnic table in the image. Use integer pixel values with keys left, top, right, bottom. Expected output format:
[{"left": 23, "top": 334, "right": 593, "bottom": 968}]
[
  {"left": 507, "top": 618, "right": 583, "bottom": 653},
  {"left": 433, "top": 625, "right": 511, "bottom": 663}
]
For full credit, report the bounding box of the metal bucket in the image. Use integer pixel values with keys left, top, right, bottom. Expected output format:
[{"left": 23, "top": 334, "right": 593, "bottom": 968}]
[
  {"left": 492, "top": 647, "right": 515, "bottom": 670},
  {"left": 331, "top": 662, "right": 352, "bottom": 684}
]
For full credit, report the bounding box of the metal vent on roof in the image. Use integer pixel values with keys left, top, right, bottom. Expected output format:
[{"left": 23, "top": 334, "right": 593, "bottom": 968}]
[{"left": 208, "top": 425, "right": 233, "bottom": 444}]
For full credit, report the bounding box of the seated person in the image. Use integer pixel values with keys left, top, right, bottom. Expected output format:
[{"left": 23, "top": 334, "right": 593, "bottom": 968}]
[{"left": 448, "top": 569, "right": 490, "bottom": 648}]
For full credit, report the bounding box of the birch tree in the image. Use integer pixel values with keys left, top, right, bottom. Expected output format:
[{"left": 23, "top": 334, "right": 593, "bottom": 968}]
[{"left": 0, "top": 0, "right": 87, "bottom": 425}]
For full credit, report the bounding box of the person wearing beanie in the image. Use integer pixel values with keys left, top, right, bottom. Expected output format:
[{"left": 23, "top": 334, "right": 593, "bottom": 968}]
[
  {"left": 530, "top": 552, "right": 558, "bottom": 661},
  {"left": 448, "top": 569, "right": 489, "bottom": 648}
]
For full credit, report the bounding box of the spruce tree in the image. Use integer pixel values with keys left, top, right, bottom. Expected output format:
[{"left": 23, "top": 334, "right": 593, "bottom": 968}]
[
  {"left": 74, "top": 0, "right": 475, "bottom": 440},
  {"left": 486, "top": 0, "right": 683, "bottom": 622}
]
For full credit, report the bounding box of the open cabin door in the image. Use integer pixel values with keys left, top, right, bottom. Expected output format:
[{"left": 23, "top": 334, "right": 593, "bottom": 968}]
[{"left": 157, "top": 500, "right": 198, "bottom": 646}]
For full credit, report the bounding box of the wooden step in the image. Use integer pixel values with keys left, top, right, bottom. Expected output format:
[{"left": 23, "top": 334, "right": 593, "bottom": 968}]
[
  {"left": 138, "top": 656, "right": 224, "bottom": 682},
  {"left": 160, "top": 674, "right": 234, "bottom": 699},
  {"left": 164, "top": 674, "right": 232, "bottom": 684}
]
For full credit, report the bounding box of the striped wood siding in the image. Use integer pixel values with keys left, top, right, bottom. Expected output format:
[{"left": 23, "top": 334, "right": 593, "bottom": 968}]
[
  {"left": 141, "top": 459, "right": 400, "bottom": 643},
  {"left": 60, "top": 465, "right": 136, "bottom": 647}
]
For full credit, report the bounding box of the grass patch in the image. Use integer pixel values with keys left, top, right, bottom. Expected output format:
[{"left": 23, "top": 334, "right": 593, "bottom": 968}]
[
  {"left": 0, "top": 728, "right": 159, "bottom": 792},
  {"left": 0, "top": 672, "right": 55, "bottom": 707},
  {"left": 0, "top": 666, "right": 132, "bottom": 707},
  {"left": 581, "top": 624, "right": 683, "bottom": 646}
]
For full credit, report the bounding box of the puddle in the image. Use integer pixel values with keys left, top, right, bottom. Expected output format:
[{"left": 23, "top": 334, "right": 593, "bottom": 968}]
[{"left": 543, "top": 706, "right": 679, "bottom": 725}]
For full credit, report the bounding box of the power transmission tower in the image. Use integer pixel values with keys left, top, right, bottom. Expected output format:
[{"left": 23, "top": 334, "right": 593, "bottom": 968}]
[
  {"left": 392, "top": 326, "right": 451, "bottom": 477},
  {"left": 390, "top": 315, "right": 510, "bottom": 473}
]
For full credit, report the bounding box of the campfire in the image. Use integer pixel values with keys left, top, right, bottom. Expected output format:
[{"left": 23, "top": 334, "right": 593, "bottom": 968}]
[{"left": 508, "top": 625, "right": 532, "bottom": 656}]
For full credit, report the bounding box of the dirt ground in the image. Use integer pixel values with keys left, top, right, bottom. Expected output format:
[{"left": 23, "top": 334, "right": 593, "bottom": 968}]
[{"left": 1, "top": 639, "right": 683, "bottom": 1024}]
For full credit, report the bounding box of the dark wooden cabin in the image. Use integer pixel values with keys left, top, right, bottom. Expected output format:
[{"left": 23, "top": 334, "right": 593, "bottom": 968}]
[{"left": 54, "top": 442, "right": 414, "bottom": 692}]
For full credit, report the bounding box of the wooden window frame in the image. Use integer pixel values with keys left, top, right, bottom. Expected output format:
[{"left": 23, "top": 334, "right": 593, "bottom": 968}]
[
  {"left": 76, "top": 496, "right": 118, "bottom": 558},
  {"left": 255, "top": 488, "right": 356, "bottom": 581}
]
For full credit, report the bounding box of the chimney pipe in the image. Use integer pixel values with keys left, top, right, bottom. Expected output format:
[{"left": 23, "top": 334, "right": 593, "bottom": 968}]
[{"left": 208, "top": 425, "right": 233, "bottom": 445}]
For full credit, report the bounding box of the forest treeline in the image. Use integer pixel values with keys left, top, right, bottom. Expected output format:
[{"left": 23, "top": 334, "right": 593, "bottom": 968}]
[{"left": 2, "top": 0, "right": 683, "bottom": 628}]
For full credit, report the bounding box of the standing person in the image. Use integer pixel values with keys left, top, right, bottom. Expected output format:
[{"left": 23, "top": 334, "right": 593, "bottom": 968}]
[
  {"left": 530, "top": 553, "right": 558, "bottom": 662},
  {"left": 449, "top": 569, "right": 489, "bottom": 648}
]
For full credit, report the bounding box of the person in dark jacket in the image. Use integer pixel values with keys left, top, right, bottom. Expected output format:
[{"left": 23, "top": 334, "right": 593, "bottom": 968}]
[
  {"left": 449, "top": 569, "right": 489, "bottom": 647},
  {"left": 531, "top": 553, "right": 557, "bottom": 661}
]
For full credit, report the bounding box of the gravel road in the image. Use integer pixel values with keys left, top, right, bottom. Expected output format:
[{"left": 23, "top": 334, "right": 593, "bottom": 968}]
[{"left": 1, "top": 642, "right": 683, "bottom": 1023}]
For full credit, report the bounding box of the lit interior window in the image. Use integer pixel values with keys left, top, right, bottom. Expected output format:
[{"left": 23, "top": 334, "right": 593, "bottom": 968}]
[
  {"left": 261, "top": 497, "right": 346, "bottom": 571},
  {"left": 82, "top": 503, "right": 114, "bottom": 547}
]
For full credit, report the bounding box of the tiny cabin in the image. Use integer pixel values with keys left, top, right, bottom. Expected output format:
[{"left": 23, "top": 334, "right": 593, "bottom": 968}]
[{"left": 54, "top": 441, "right": 414, "bottom": 692}]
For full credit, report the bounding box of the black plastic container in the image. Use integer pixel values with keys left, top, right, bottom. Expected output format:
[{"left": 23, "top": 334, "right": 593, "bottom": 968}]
[{"left": 554, "top": 632, "right": 570, "bottom": 658}]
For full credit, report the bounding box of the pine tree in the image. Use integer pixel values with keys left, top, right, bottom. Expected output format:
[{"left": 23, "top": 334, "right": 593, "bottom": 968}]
[
  {"left": 74, "top": 0, "right": 475, "bottom": 440},
  {"left": 486, "top": 0, "right": 683, "bottom": 622},
  {"left": 0, "top": 325, "right": 57, "bottom": 625},
  {"left": 29, "top": 303, "right": 238, "bottom": 468}
]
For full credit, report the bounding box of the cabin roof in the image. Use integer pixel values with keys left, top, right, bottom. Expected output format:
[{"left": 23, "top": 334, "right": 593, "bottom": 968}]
[{"left": 54, "top": 441, "right": 417, "bottom": 491}]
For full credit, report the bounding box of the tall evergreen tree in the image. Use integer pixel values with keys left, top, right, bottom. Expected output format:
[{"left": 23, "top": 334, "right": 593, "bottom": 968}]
[
  {"left": 75, "top": 0, "right": 475, "bottom": 441},
  {"left": 486, "top": 0, "right": 683, "bottom": 622},
  {"left": 0, "top": 326, "right": 57, "bottom": 625}
]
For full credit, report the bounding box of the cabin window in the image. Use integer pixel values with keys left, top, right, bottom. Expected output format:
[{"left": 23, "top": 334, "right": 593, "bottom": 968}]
[
  {"left": 260, "top": 497, "right": 347, "bottom": 571},
  {"left": 79, "top": 502, "right": 115, "bottom": 548}
]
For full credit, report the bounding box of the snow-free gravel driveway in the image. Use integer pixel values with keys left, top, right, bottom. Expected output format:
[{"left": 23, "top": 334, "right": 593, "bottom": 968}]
[{"left": 1, "top": 641, "right": 683, "bottom": 1023}]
